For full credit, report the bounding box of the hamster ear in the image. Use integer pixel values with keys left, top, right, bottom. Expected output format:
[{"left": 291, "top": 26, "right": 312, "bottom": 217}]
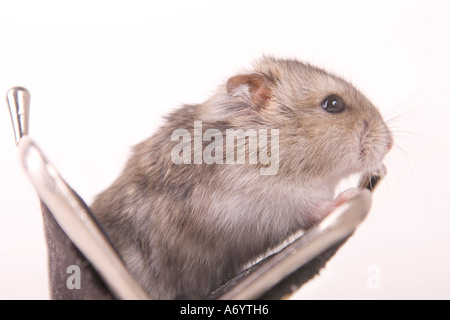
[{"left": 226, "top": 73, "right": 272, "bottom": 109}]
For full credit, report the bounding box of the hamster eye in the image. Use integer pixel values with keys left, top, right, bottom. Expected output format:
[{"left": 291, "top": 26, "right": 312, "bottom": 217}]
[{"left": 321, "top": 95, "right": 346, "bottom": 114}]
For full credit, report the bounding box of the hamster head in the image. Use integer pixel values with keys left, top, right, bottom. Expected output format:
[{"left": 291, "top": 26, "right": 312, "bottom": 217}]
[{"left": 224, "top": 56, "right": 393, "bottom": 185}]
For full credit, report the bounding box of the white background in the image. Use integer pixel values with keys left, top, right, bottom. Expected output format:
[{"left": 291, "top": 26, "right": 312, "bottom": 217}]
[{"left": 0, "top": 0, "right": 449, "bottom": 299}]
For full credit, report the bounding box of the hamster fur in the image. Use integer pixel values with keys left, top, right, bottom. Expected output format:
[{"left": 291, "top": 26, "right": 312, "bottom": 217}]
[{"left": 91, "top": 56, "right": 393, "bottom": 299}]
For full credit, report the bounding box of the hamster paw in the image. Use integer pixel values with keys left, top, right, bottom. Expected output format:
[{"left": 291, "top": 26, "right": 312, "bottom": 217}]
[{"left": 334, "top": 188, "right": 361, "bottom": 208}]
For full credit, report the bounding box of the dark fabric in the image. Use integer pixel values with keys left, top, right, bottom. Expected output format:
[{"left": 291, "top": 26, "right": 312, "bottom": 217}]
[
  {"left": 205, "top": 237, "right": 350, "bottom": 300},
  {"left": 40, "top": 201, "right": 114, "bottom": 300},
  {"left": 259, "top": 237, "right": 349, "bottom": 299}
]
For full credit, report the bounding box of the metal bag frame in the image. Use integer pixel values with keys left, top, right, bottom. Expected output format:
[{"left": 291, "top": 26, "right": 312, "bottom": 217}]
[{"left": 6, "top": 87, "right": 385, "bottom": 300}]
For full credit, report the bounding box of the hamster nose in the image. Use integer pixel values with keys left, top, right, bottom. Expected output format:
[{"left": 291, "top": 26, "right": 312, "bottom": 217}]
[
  {"left": 387, "top": 136, "right": 394, "bottom": 151},
  {"left": 386, "top": 128, "right": 394, "bottom": 151}
]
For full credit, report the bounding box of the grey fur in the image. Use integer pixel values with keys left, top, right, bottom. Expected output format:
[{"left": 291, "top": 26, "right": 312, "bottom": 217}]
[{"left": 91, "top": 56, "right": 392, "bottom": 299}]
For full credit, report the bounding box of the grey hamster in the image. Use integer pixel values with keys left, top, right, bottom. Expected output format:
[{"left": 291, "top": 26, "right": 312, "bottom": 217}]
[{"left": 91, "top": 56, "right": 393, "bottom": 299}]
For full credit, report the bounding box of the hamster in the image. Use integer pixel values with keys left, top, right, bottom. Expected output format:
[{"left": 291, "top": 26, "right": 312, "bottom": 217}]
[{"left": 90, "top": 56, "right": 393, "bottom": 299}]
